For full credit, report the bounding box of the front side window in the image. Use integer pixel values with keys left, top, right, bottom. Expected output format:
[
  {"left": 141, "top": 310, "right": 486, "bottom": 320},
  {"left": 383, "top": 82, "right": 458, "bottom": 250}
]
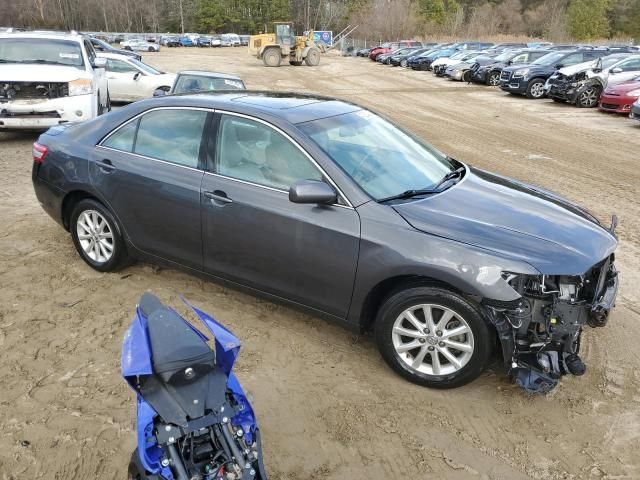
[
  {"left": 618, "top": 58, "right": 640, "bottom": 71},
  {"left": 216, "top": 115, "right": 322, "bottom": 190},
  {"left": 298, "top": 110, "right": 455, "bottom": 201},
  {"left": 102, "top": 109, "right": 207, "bottom": 168}
]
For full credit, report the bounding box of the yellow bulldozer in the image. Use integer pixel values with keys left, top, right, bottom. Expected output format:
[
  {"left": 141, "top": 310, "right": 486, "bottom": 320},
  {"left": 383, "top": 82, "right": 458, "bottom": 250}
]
[{"left": 249, "top": 22, "right": 322, "bottom": 67}]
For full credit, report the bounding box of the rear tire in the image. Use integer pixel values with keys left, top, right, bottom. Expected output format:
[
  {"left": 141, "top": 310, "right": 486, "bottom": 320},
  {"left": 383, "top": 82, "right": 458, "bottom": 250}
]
[
  {"left": 70, "top": 199, "right": 128, "bottom": 272},
  {"left": 148, "top": 46, "right": 154, "bottom": 52},
  {"left": 262, "top": 48, "right": 281, "bottom": 67},
  {"left": 305, "top": 47, "right": 320, "bottom": 66},
  {"left": 375, "top": 286, "right": 492, "bottom": 389}
]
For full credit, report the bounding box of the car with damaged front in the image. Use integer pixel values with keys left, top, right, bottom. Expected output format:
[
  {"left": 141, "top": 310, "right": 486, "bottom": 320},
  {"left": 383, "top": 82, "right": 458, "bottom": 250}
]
[
  {"left": 545, "top": 54, "right": 640, "bottom": 107},
  {"left": 500, "top": 49, "right": 610, "bottom": 99},
  {"left": 431, "top": 50, "right": 483, "bottom": 76},
  {"left": 0, "top": 30, "right": 109, "bottom": 131},
  {"left": 31, "top": 92, "right": 619, "bottom": 394},
  {"left": 443, "top": 53, "right": 497, "bottom": 81}
]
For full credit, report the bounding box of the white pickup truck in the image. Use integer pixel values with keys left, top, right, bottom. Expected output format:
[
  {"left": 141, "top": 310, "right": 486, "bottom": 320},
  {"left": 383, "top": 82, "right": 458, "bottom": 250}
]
[{"left": 0, "top": 31, "right": 109, "bottom": 131}]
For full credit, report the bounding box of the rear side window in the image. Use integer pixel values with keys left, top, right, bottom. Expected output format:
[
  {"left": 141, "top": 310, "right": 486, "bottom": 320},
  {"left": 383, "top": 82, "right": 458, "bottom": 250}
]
[
  {"left": 135, "top": 109, "right": 207, "bottom": 168},
  {"left": 102, "top": 109, "right": 207, "bottom": 168},
  {"left": 103, "top": 119, "right": 138, "bottom": 152}
]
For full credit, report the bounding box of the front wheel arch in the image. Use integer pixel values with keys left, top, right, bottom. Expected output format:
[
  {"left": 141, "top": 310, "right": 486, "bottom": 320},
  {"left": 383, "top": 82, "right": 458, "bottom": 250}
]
[{"left": 359, "top": 275, "right": 466, "bottom": 333}]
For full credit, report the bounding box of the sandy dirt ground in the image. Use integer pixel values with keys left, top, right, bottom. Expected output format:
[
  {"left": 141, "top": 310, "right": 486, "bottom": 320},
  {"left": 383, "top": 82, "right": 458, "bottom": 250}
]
[{"left": 1, "top": 48, "right": 640, "bottom": 480}]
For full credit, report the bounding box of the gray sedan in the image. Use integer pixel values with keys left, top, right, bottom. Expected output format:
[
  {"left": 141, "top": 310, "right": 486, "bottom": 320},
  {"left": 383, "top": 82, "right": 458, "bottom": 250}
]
[{"left": 31, "top": 92, "right": 618, "bottom": 392}]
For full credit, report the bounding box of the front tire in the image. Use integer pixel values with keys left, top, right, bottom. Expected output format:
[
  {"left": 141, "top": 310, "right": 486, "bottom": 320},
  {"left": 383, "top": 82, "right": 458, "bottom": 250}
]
[
  {"left": 305, "top": 47, "right": 320, "bottom": 66},
  {"left": 576, "top": 85, "right": 602, "bottom": 108},
  {"left": 526, "top": 78, "right": 546, "bottom": 99},
  {"left": 375, "top": 286, "right": 492, "bottom": 389},
  {"left": 70, "top": 199, "right": 128, "bottom": 272}
]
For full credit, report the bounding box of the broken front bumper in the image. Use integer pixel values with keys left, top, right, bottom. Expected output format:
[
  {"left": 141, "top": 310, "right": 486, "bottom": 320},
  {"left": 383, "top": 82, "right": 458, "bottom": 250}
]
[
  {"left": 484, "top": 257, "right": 619, "bottom": 394},
  {"left": 0, "top": 93, "right": 94, "bottom": 130}
]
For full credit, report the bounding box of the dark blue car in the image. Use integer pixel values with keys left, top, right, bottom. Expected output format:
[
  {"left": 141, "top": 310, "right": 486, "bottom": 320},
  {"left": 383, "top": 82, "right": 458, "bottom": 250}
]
[{"left": 31, "top": 92, "right": 619, "bottom": 393}]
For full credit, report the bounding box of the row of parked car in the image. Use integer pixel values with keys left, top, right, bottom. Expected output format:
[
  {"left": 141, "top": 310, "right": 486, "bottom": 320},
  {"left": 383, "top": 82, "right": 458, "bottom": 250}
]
[
  {"left": 355, "top": 40, "right": 640, "bottom": 121},
  {"left": 160, "top": 33, "right": 248, "bottom": 48}
]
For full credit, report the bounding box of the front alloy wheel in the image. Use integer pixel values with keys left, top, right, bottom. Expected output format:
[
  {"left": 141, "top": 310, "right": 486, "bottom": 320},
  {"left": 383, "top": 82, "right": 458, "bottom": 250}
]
[
  {"left": 375, "top": 286, "right": 492, "bottom": 388},
  {"left": 400, "top": 59, "right": 407, "bottom": 67},
  {"left": 526, "top": 79, "right": 546, "bottom": 99},
  {"left": 577, "top": 86, "right": 601, "bottom": 108},
  {"left": 392, "top": 304, "right": 474, "bottom": 376}
]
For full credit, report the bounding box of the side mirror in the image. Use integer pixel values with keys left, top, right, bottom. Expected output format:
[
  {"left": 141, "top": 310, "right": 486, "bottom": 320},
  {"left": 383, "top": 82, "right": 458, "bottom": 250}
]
[
  {"left": 153, "top": 88, "right": 167, "bottom": 97},
  {"left": 611, "top": 67, "right": 622, "bottom": 74},
  {"left": 289, "top": 180, "right": 337, "bottom": 205},
  {"left": 93, "top": 57, "right": 107, "bottom": 69},
  {"left": 133, "top": 72, "right": 141, "bottom": 81}
]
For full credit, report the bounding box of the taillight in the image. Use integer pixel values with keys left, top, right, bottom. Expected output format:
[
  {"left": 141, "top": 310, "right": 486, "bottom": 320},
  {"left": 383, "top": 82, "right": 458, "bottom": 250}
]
[{"left": 32, "top": 142, "right": 48, "bottom": 164}]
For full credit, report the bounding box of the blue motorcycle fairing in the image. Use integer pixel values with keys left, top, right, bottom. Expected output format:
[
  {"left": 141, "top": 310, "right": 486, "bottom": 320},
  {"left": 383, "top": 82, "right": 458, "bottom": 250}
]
[{"left": 121, "top": 295, "right": 260, "bottom": 478}]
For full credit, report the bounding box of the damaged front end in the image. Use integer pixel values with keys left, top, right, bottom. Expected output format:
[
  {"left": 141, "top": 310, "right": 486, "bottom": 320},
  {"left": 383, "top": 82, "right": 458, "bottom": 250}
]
[
  {"left": 546, "top": 70, "right": 604, "bottom": 106},
  {"left": 483, "top": 254, "right": 618, "bottom": 394}
]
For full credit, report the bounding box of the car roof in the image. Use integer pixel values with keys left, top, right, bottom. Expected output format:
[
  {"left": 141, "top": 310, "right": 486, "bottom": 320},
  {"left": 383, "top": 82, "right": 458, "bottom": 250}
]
[
  {"left": 177, "top": 70, "right": 243, "bottom": 81},
  {"left": 154, "top": 91, "right": 362, "bottom": 124}
]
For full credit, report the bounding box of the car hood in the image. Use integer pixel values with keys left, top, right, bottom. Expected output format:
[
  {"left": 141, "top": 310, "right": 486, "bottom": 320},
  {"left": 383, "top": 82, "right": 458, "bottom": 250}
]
[
  {"left": 557, "top": 59, "right": 599, "bottom": 76},
  {"left": 392, "top": 167, "right": 616, "bottom": 275},
  {"left": 605, "top": 80, "right": 640, "bottom": 94},
  {"left": 0, "top": 64, "right": 90, "bottom": 82}
]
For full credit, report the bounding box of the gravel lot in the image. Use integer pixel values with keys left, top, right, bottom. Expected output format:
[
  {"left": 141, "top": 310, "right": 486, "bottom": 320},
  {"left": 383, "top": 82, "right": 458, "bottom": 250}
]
[{"left": 1, "top": 47, "right": 640, "bottom": 479}]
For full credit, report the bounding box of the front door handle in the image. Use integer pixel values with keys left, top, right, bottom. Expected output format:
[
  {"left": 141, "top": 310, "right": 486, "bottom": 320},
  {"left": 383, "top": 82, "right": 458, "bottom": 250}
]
[
  {"left": 203, "top": 190, "right": 233, "bottom": 205},
  {"left": 95, "top": 159, "right": 116, "bottom": 173}
]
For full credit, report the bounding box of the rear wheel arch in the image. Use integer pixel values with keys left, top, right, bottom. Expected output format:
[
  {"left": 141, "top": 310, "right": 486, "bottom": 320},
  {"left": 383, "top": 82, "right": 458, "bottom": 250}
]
[{"left": 62, "top": 191, "right": 123, "bottom": 238}]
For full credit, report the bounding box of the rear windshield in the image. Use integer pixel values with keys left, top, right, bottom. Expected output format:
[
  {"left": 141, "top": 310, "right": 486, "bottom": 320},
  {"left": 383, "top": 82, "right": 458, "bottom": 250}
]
[{"left": 0, "top": 38, "right": 84, "bottom": 68}]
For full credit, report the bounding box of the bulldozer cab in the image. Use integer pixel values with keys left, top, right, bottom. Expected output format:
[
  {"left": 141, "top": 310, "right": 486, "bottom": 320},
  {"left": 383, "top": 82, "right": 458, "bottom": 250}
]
[{"left": 274, "top": 22, "right": 294, "bottom": 47}]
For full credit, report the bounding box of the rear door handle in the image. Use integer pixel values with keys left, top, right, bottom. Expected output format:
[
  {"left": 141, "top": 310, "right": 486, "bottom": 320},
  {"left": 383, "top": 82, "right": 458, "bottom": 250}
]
[
  {"left": 203, "top": 190, "right": 233, "bottom": 204},
  {"left": 95, "top": 159, "right": 116, "bottom": 173}
]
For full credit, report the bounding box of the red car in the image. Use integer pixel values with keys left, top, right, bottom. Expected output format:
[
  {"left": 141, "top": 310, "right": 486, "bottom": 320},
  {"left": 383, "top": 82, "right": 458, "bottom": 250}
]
[
  {"left": 599, "top": 77, "right": 640, "bottom": 114},
  {"left": 369, "top": 40, "right": 421, "bottom": 61}
]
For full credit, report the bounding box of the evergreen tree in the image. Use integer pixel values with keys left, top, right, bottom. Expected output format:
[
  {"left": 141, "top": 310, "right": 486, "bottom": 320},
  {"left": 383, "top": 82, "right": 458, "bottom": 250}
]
[{"left": 567, "top": 0, "right": 610, "bottom": 39}]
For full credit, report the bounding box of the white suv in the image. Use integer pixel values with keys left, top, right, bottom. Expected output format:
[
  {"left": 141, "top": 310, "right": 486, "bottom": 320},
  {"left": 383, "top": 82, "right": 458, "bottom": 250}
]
[{"left": 0, "top": 31, "right": 109, "bottom": 131}]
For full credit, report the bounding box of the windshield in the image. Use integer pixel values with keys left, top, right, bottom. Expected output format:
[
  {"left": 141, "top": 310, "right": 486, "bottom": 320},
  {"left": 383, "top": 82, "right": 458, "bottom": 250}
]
[
  {"left": 494, "top": 50, "right": 518, "bottom": 61},
  {"left": 173, "top": 74, "right": 245, "bottom": 93},
  {"left": 129, "top": 58, "right": 161, "bottom": 75},
  {"left": 532, "top": 51, "right": 569, "bottom": 66},
  {"left": 0, "top": 38, "right": 84, "bottom": 67},
  {"left": 298, "top": 110, "right": 456, "bottom": 200}
]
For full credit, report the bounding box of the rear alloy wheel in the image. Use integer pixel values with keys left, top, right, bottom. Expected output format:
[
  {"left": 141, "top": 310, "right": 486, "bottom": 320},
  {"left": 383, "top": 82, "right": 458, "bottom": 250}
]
[
  {"left": 305, "top": 47, "right": 320, "bottom": 66},
  {"left": 526, "top": 78, "right": 546, "bottom": 99},
  {"left": 375, "top": 286, "right": 492, "bottom": 388},
  {"left": 576, "top": 86, "right": 602, "bottom": 108},
  {"left": 70, "top": 199, "right": 128, "bottom": 272},
  {"left": 487, "top": 71, "right": 501, "bottom": 86},
  {"left": 263, "top": 48, "right": 282, "bottom": 67}
]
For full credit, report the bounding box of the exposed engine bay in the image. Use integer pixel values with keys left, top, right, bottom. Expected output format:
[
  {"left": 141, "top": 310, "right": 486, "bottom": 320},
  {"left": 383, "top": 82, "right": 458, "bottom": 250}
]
[
  {"left": 0, "top": 81, "right": 69, "bottom": 101},
  {"left": 484, "top": 254, "right": 618, "bottom": 393}
]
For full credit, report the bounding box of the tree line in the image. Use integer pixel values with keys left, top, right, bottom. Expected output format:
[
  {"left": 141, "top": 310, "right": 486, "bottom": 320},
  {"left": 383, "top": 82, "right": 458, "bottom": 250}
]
[{"left": 1, "top": 0, "right": 638, "bottom": 41}]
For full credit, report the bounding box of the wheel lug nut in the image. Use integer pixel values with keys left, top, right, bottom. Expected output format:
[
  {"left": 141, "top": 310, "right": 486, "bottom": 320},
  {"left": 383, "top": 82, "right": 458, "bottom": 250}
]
[
  {"left": 439, "top": 342, "right": 445, "bottom": 347},
  {"left": 436, "top": 331, "right": 443, "bottom": 337},
  {"left": 427, "top": 346, "right": 435, "bottom": 351},
  {"left": 423, "top": 329, "right": 430, "bottom": 334},
  {"left": 418, "top": 338, "right": 426, "bottom": 344}
]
